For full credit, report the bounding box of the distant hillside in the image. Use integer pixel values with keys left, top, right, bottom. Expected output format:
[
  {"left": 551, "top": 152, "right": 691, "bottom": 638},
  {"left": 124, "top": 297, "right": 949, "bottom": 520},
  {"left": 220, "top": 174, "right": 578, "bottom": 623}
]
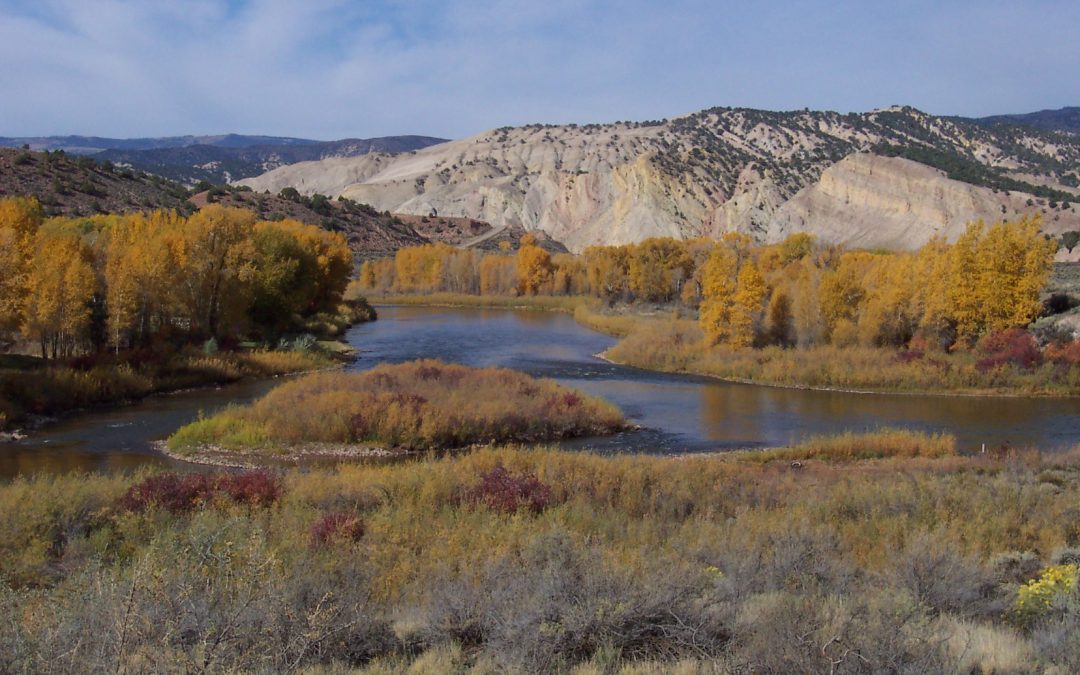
[
  {"left": 0, "top": 147, "right": 192, "bottom": 217},
  {"left": 394, "top": 213, "right": 568, "bottom": 254},
  {"left": 0, "top": 134, "right": 321, "bottom": 153},
  {"left": 0, "top": 134, "right": 448, "bottom": 186},
  {"left": 198, "top": 187, "right": 565, "bottom": 259},
  {"left": 240, "top": 105, "right": 1080, "bottom": 252},
  {"left": 968, "top": 107, "right": 1080, "bottom": 134},
  {"left": 94, "top": 136, "right": 447, "bottom": 185},
  {"left": 0, "top": 147, "right": 537, "bottom": 262},
  {"left": 190, "top": 187, "right": 429, "bottom": 261}
]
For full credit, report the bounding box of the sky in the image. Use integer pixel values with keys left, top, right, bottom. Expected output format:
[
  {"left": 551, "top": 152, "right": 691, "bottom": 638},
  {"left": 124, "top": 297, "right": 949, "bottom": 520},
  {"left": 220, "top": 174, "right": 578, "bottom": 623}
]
[{"left": 1, "top": 0, "right": 1078, "bottom": 140}]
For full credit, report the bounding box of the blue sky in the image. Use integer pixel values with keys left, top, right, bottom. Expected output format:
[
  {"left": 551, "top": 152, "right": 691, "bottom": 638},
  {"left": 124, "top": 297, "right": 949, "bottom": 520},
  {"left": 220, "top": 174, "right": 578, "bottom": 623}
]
[{"left": 1, "top": 0, "right": 1078, "bottom": 139}]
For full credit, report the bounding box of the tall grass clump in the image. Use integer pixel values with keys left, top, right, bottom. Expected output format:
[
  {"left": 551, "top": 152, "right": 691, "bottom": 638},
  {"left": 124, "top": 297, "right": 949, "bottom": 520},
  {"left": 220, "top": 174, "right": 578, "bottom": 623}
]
[
  {"left": 167, "top": 359, "right": 625, "bottom": 453},
  {"left": 741, "top": 428, "right": 959, "bottom": 463}
]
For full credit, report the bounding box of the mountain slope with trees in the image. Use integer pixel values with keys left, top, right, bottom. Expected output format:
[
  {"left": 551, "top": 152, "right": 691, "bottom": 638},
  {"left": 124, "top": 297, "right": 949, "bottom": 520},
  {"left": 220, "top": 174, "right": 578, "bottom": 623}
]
[
  {"left": 967, "top": 106, "right": 1080, "bottom": 134},
  {"left": 240, "top": 105, "right": 1080, "bottom": 252},
  {"left": 0, "top": 134, "right": 448, "bottom": 185}
]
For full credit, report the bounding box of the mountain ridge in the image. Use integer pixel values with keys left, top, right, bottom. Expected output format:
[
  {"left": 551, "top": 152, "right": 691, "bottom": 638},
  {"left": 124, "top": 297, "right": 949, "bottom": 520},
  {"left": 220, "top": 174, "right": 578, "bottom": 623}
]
[
  {"left": 237, "top": 105, "right": 1080, "bottom": 252},
  {"left": 965, "top": 106, "right": 1080, "bottom": 134},
  {"left": 0, "top": 135, "right": 448, "bottom": 185}
]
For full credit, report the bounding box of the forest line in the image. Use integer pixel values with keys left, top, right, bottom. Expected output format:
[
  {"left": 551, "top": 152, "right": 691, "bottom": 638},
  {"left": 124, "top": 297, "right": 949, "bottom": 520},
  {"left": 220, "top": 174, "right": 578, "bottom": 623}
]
[{"left": 358, "top": 216, "right": 1061, "bottom": 353}]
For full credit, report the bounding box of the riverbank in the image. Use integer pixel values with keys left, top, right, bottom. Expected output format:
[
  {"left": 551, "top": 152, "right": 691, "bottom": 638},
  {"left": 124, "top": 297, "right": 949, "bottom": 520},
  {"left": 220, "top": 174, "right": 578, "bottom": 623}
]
[
  {"left": 0, "top": 297, "right": 378, "bottom": 434},
  {"left": 4, "top": 439, "right": 1079, "bottom": 672},
  {"left": 369, "top": 292, "right": 587, "bottom": 313},
  {"left": 373, "top": 294, "right": 1080, "bottom": 397},
  {"left": 596, "top": 313, "right": 1080, "bottom": 398},
  {"left": 0, "top": 347, "right": 344, "bottom": 434}
]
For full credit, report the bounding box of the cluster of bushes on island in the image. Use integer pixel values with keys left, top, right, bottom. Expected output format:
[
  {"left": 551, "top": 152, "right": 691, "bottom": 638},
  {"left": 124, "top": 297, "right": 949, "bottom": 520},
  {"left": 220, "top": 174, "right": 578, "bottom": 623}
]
[
  {"left": 2, "top": 433, "right": 1078, "bottom": 672},
  {"left": 167, "top": 359, "right": 626, "bottom": 454}
]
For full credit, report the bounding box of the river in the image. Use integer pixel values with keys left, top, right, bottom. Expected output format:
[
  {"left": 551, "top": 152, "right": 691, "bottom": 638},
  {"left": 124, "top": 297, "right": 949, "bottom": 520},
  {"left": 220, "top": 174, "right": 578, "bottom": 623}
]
[{"left": 3, "top": 305, "right": 1079, "bottom": 478}]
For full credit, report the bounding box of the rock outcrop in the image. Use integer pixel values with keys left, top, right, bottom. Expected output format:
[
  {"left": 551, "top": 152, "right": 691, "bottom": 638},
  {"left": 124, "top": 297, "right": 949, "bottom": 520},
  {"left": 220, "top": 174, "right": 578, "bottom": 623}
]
[{"left": 238, "top": 106, "right": 1080, "bottom": 252}]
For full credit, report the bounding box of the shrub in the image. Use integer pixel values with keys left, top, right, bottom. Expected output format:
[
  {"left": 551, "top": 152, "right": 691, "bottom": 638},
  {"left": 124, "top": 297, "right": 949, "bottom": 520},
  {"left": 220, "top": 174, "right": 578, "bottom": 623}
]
[
  {"left": 1013, "top": 564, "right": 1079, "bottom": 627},
  {"left": 1045, "top": 339, "right": 1080, "bottom": 366},
  {"left": 310, "top": 511, "right": 365, "bottom": 548},
  {"left": 168, "top": 360, "right": 626, "bottom": 452},
  {"left": 990, "top": 551, "right": 1043, "bottom": 585},
  {"left": 218, "top": 470, "right": 283, "bottom": 507},
  {"left": 1052, "top": 547, "right": 1080, "bottom": 566},
  {"left": 460, "top": 465, "right": 552, "bottom": 514},
  {"left": 892, "top": 348, "right": 924, "bottom": 364},
  {"left": 976, "top": 328, "right": 1042, "bottom": 372},
  {"left": 889, "top": 534, "right": 1001, "bottom": 618},
  {"left": 119, "top": 470, "right": 282, "bottom": 513}
]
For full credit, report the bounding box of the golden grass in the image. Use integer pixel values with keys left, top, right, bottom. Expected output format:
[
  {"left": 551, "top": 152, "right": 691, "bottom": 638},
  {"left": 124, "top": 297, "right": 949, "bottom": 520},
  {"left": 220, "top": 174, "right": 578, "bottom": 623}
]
[
  {"left": 167, "top": 359, "right": 626, "bottom": 453},
  {"left": 596, "top": 312, "right": 1080, "bottom": 396},
  {"left": 3, "top": 443, "right": 1080, "bottom": 670},
  {"left": 734, "top": 428, "right": 958, "bottom": 463},
  {"left": 0, "top": 348, "right": 333, "bottom": 430}
]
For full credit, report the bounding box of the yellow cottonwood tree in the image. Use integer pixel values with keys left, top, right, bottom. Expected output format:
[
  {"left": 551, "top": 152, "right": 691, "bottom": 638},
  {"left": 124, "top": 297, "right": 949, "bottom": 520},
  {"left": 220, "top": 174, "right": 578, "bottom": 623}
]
[
  {"left": 818, "top": 253, "right": 868, "bottom": 341},
  {"left": 479, "top": 254, "right": 516, "bottom": 295},
  {"left": 947, "top": 221, "right": 985, "bottom": 345},
  {"left": 23, "top": 235, "right": 95, "bottom": 359},
  {"left": 977, "top": 216, "right": 1055, "bottom": 333},
  {"left": 729, "top": 260, "right": 767, "bottom": 347},
  {"left": 0, "top": 197, "right": 43, "bottom": 342},
  {"left": 699, "top": 245, "right": 738, "bottom": 345},
  {"left": 516, "top": 241, "right": 553, "bottom": 295},
  {"left": 171, "top": 205, "right": 257, "bottom": 339},
  {"left": 764, "top": 288, "right": 795, "bottom": 347},
  {"left": 104, "top": 211, "right": 183, "bottom": 349}
]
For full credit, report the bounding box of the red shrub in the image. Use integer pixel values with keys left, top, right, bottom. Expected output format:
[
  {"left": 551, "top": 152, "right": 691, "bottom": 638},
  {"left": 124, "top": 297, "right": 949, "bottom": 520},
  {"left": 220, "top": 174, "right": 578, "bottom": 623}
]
[
  {"left": 976, "top": 328, "right": 1042, "bottom": 372},
  {"left": 310, "top": 511, "right": 365, "bottom": 548},
  {"left": 561, "top": 392, "right": 582, "bottom": 408},
  {"left": 218, "top": 470, "right": 283, "bottom": 507},
  {"left": 119, "top": 470, "right": 282, "bottom": 513},
  {"left": 1045, "top": 339, "right": 1080, "bottom": 366},
  {"left": 461, "top": 465, "right": 553, "bottom": 515},
  {"left": 414, "top": 363, "right": 443, "bottom": 380},
  {"left": 892, "top": 349, "right": 924, "bottom": 364}
]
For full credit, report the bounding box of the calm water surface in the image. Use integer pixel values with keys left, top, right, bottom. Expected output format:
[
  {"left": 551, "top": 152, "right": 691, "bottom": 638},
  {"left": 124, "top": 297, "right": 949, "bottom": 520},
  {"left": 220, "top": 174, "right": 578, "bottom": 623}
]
[{"left": 3, "top": 305, "right": 1079, "bottom": 478}]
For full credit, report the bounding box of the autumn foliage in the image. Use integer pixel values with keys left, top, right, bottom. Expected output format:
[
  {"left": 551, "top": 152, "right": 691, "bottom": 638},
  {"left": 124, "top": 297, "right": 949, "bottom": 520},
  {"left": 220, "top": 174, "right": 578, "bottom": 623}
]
[
  {"left": 0, "top": 197, "right": 353, "bottom": 358},
  {"left": 167, "top": 359, "right": 626, "bottom": 452},
  {"left": 118, "top": 470, "right": 283, "bottom": 513},
  {"left": 309, "top": 511, "right": 365, "bottom": 548},
  {"left": 357, "top": 216, "right": 1058, "bottom": 353},
  {"left": 459, "top": 464, "right": 553, "bottom": 514}
]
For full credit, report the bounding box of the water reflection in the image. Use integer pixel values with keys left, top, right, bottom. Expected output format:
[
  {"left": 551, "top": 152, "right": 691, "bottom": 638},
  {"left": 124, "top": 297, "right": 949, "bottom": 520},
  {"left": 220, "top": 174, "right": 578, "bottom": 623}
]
[
  {"left": 3, "top": 304, "right": 1079, "bottom": 479},
  {"left": 348, "top": 306, "right": 1080, "bottom": 454}
]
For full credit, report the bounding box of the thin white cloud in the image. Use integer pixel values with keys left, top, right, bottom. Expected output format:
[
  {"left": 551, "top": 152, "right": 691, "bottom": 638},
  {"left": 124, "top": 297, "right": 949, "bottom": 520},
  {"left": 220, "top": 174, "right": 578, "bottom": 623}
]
[{"left": 1, "top": 0, "right": 1078, "bottom": 138}]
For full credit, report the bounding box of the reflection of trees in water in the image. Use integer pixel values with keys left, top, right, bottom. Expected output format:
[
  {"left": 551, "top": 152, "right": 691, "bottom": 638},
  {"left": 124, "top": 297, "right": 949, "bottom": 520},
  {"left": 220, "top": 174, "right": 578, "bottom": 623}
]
[
  {"left": 698, "top": 384, "right": 767, "bottom": 446},
  {"left": 696, "top": 379, "right": 1073, "bottom": 451}
]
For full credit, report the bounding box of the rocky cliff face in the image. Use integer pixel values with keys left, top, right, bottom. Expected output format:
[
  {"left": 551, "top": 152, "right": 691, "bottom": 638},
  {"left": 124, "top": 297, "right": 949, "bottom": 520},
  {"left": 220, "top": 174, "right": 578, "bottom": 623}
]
[
  {"left": 767, "top": 154, "right": 1080, "bottom": 249},
  {"left": 238, "top": 107, "right": 1080, "bottom": 252}
]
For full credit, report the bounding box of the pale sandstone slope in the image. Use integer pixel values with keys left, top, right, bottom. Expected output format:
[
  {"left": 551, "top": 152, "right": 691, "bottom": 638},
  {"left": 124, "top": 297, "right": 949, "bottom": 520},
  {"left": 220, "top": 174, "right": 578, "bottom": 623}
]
[
  {"left": 239, "top": 107, "right": 1080, "bottom": 252},
  {"left": 768, "top": 154, "right": 1080, "bottom": 249}
]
